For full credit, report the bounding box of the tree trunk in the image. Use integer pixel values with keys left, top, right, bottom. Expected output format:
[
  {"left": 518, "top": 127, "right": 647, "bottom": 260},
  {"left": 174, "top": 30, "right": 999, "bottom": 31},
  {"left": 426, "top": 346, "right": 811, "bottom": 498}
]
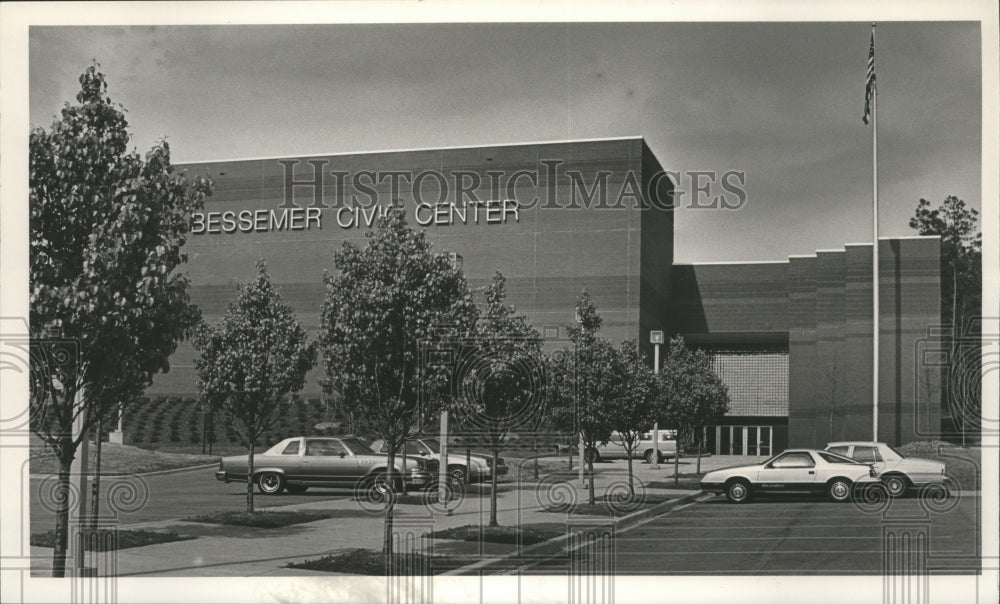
[
  {"left": 673, "top": 435, "right": 680, "bottom": 485},
  {"left": 696, "top": 432, "right": 702, "bottom": 475},
  {"left": 532, "top": 435, "right": 539, "bottom": 480},
  {"left": 89, "top": 419, "right": 103, "bottom": 530},
  {"left": 626, "top": 448, "right": 634, "bottom": 497},
  {"left": 400, "top": 444, "right": 408, "bottom": 495},
  {"left": 51, "top": 451, "right": 74, "bottom": 578},
  {"left": 384, "top": 449, "right": 397, "bottom": 564},
  {"left": 246, "top": 437, "right": 255, "bottom": 513},
  {"left": 489, "top": 448, "right": 499, "bottom": 527},
  {"left": 587, "top": 457, "right": 596, "bottom": 505}
]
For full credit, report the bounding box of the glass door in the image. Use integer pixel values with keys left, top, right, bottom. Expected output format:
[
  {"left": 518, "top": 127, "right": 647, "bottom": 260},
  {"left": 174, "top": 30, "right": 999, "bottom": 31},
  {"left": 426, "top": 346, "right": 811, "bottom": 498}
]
[
  {"left": 747, "top": 427, "right": 758, "bottom": 456},
  {"left": 758, "top": 427, "right": 772, "bottom": 456}
]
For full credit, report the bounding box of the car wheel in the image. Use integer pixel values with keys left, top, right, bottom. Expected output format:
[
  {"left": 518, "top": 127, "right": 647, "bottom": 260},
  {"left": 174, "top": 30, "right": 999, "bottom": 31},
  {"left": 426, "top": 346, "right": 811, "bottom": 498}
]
[
  {"left": 584, "top": 448, "right": 600, "bottom": 464},
  {"left": 725, "top": 479, "right": 751, "bottom": 504},
  {"left": 449, "top": 466, "right": 467, "bottom": 484},
  {"left": 364, "top": 472, "right": 399, "bottom": 502},
  {"left": 827, "top": 478, "right": 852, "bottom": 502},
  {"left": 286, "top": 485, "right": 308, "bottom": 495},
  {"left": 882, "top": 475, "right": 908, "bottom": 498},
  {"left": 256, "top": 472, "right": 285, "bottom": 495}
]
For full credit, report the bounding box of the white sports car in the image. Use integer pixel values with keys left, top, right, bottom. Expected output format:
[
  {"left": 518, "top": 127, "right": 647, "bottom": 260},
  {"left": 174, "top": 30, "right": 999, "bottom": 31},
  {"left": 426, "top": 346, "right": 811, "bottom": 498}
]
[
  {"left": 825, "top": 441, "right": 947, "bottom": 497},
  {"left": 700, "top": 448, "right": 879, "bottom": 503}
]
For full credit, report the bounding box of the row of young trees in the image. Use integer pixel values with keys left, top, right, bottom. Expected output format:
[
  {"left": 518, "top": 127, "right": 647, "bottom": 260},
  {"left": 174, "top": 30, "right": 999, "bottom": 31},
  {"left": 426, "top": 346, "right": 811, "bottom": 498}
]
[{"left": 26, "top": 64, "right": 731, "bottom": 571}]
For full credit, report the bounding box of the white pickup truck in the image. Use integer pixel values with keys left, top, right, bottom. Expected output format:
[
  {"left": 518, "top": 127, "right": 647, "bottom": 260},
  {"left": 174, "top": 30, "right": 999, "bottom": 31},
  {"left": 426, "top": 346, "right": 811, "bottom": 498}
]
[{"left": 586, "top": 430, "right": 679, "bottom": 464}]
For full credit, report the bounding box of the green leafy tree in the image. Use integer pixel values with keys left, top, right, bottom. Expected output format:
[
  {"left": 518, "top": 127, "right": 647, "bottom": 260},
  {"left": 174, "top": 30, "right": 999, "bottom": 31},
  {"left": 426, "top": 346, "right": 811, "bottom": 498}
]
[
  {"left": 549, "top": 292, "right": 617, "bottom": 504},
  {"left": 462, "top": 271, "right": 542, "bottom": 526},
  {"left": 610, "top": 341, "right": 660, "bottom": 496},
  {"left": 194, "top": 260, "right": 317, "bottom": 513},
  {"left": 909, "top": 196, "right": 982, "bottom": 443},
  {"left": 658, "top": 336, "right": 729, "bottom": 480},
  {"left": 29, "top": 63, "right": 211, "bottom": 577},
  {"left": 319, "top": 210, "right": 477, "bottom": 557}
]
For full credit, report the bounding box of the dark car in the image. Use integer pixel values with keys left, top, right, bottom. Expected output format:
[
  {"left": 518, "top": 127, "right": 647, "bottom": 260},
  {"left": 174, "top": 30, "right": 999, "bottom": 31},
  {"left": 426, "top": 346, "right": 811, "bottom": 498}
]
[{"left": 215, "top": 436, "right": 438, "bottom": 496}]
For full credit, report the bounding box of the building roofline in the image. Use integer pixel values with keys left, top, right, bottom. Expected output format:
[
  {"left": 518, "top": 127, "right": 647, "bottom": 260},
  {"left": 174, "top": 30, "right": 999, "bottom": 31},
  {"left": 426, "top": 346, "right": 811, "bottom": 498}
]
[{"left": 176, "top": 135, "right": 645, "bottom": 166}]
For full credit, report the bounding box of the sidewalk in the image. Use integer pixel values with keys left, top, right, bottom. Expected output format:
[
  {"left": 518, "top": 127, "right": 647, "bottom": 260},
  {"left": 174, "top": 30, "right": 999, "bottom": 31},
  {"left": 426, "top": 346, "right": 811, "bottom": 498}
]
[{"left": 29, "top": 454, "right": 753, "bottom": 577}]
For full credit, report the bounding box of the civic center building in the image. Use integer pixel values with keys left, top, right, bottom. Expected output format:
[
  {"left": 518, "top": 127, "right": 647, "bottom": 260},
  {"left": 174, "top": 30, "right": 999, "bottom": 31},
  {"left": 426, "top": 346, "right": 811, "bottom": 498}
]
[{"left": 154, "top": 136, "right": 945, "bottom": 453}]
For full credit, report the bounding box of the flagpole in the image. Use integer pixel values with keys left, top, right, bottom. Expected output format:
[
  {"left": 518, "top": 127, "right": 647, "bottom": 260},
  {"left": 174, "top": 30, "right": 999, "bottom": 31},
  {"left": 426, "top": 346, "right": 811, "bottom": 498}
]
[{"left": 871, "top": 23, "right": 879, "bottom": 442}]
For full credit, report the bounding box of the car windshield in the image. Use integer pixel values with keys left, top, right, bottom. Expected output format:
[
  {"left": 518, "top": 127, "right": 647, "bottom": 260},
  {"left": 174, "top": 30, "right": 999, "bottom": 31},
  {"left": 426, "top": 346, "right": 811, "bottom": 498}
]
[
  {"left": 421, "top": 438, "right": 441, "bottom": 453},
  {"left": 341, "top": 438, "right": 374, "bottom": 455}
]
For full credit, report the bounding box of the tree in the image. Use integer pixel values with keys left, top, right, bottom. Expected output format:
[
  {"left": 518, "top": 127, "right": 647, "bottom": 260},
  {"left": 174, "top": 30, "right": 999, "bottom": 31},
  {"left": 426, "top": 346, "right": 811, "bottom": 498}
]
[
  {"left": 610, "top": 340, "right": 660, "bottom": 496},
  {"left": 29, "top": 63, "right": 211, "bottom": 577},
  {"left": 319, "top": 210, "right": 478, "bottom": 557},
  {"left": 548, "top": 292, "right": 617, "bottom": 505},
  {"left": 193, "top": 260, "right": 317, "bottom": 513},
  {"left": 461, "top": 271, "right": 542, "bottom": 526},
  {"left": 658, "top": 336, "right": 729, "bottom": 480},
  {"left": 609, "top": 341, "right": 660, "bottom": 496},
  {"left": 909, "top": 196, "right": 982, "bottom": 444}
]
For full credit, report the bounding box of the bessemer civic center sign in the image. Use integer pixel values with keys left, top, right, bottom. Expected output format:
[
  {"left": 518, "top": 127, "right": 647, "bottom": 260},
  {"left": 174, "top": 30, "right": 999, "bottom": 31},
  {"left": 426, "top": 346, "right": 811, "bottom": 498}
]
[
  {"left": 190, "top": 199, "right": 520, "bottom": 235},
  {"left": 188, "top": 158, "right": 746, "bottom": 235}
]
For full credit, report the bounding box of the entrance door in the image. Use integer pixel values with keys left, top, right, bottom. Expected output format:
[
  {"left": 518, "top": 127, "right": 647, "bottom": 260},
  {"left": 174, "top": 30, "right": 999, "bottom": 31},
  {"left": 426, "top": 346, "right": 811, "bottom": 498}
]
[
  {"left": 747, "top": 427, "right": 758, "bottom": 456},
  {"left": 758, "top": 427, "right": 772, "bottom": 456},
  {"left": 732, "top": 427, "right": 744, "bottom": 455}
]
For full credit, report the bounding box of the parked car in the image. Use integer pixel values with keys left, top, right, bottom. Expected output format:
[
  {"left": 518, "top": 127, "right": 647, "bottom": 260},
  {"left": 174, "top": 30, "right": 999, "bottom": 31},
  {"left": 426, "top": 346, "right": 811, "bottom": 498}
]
[
  {"left": 215, "top": 436, "right": 438, "bottom": 496},
  {"left": 586, "top": 430, "right": 678, "bottom": 464},
  {"left": 824, "top": 441, "right": 947, "bottom": 497},
  {"left": 700, "top": 448, "right": 879, "bottom": 503},
  {"left": 369, "top": 437, "right": 508, "bottom": 483}
]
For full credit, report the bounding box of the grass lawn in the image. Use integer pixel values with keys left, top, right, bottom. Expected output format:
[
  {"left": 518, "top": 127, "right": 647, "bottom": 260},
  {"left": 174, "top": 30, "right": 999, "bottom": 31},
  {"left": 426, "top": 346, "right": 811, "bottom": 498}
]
[
  {"left": 30, "top": 436, "right": 219, "bottom": 476},
  {"left": 428, "top": 524, "right": 563, "bottom": 545},
  {"left": 287, "top": 548, "right": 462, "bottom": 575},
  {"left": 898, "top": 441, "right": 981, "bottom": 491},
  {"left": 30, "top": 529, "right": 194, "bottom": 551},
  {"left": 186, "top": 510, "right": 336, "bottom": 528}
]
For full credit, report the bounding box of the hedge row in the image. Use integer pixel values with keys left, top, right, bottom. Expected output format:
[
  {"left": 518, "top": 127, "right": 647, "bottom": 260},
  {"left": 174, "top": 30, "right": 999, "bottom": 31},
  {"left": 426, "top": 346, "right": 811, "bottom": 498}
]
[{"left": 121, "top": 396, "right": 340, "bottom": 447}]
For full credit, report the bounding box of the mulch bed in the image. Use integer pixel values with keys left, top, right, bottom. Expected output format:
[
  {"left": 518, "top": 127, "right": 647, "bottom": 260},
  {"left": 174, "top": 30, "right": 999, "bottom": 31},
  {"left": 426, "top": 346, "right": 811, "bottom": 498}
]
[
  {"left": 30, "top": 529, "right": 194, "bottom": 551},
  {"left": 185, "top": 510, "right": 335, "bottom": 528}
]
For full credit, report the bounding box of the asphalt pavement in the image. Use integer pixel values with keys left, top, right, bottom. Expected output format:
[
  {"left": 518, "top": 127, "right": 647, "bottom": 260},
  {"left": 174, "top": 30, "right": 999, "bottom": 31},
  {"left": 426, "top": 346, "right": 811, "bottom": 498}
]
[
  {"left": 513, "top": 491, "right": 981, "bottom": 575},
  {"left": 27, "top": 455, "right": 980, "bottom": 578}
]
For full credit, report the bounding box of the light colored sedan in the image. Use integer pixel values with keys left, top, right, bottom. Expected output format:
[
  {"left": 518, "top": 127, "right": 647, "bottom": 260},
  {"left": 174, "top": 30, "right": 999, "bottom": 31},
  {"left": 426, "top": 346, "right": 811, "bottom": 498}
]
[
  {"left": 369, "top": 437, "right": 507, "bottom": 483},
  {"left": 825, "top": 441, "right": 947, "bottom": 497},
  {"left": 587, "top": 430, "right": 678, "bottom": 464},
  {"left": 700, "top": 448, "right": 879, "bottom": 503}
]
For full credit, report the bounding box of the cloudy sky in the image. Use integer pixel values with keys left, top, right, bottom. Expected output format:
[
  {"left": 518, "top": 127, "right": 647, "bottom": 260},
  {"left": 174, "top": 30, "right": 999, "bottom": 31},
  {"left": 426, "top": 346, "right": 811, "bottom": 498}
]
[{"left": 28, "top": 20, "right": 982, "bottom": 262}]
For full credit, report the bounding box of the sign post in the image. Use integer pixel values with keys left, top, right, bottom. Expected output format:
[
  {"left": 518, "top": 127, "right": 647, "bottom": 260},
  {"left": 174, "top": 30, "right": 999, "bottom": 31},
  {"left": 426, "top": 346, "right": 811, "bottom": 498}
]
[{"left": 650, "top": 331, "right": 664, "bottom": 470}]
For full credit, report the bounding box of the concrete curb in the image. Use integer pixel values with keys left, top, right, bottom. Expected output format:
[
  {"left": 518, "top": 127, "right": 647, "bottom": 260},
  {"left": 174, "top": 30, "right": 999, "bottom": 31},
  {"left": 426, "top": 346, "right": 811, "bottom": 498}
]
[
  {"left": 441, "top": 490, "right": 712, "bottom": 576},
  {"left": 30, "top": 463, "right": 219, "bottom": 480}
]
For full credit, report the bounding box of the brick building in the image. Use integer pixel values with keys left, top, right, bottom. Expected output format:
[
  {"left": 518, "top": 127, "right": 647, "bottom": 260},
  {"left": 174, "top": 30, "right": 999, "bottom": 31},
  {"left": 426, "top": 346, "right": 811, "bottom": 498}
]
[{"left": 156, "top": 136, "right": 943, "bottom": 451}]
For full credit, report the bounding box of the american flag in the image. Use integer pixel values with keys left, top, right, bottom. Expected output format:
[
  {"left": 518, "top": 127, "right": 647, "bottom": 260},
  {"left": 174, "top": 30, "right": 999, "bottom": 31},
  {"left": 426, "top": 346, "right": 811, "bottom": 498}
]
[{"left": 863, "top": 29, "right": 876, "bottom": 125}]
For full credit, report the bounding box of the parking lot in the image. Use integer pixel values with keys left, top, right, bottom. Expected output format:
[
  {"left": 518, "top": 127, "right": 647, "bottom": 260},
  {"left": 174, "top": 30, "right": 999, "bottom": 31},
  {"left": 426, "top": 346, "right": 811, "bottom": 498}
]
[{"left": 517, "top": 492, "right": 981, "bottom": 575}]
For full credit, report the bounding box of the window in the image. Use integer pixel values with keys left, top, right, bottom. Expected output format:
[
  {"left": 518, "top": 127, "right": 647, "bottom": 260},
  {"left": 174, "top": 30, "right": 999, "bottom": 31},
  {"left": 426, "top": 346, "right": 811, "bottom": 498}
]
[
  {"left": 827, "top": 446, "right": 850, "bottom": 456},
  {"left": 770, "top": 452, "right": 815, "bottom": 468},
  {"left": 282, "top": 440, "right": 300, "bottom": 455},
  {"left": 305, "top": 439, "right": 346, "bottom": 457},
  {"left": 852, "top": 447, "right": 881, "bottom": 463},
  {"left": 341, "top": 437, "right": 374, "bottom": 455},
  {"left": 818, "top": 451, "right": 855, "bottom": 464}
]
